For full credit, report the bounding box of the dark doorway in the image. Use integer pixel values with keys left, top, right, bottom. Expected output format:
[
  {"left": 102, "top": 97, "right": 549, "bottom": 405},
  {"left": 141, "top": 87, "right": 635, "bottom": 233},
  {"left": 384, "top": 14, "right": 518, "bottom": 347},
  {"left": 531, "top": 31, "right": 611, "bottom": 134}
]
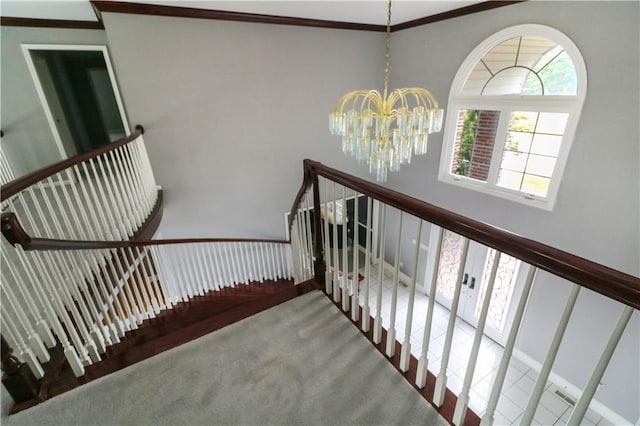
[{"left": 28, "top": 48, "right": 127, "bottom": 155}]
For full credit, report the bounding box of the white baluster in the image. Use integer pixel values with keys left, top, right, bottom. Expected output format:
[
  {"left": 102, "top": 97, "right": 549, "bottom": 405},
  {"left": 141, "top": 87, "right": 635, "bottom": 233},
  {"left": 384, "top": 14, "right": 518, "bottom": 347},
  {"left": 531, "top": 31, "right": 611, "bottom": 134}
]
[
  {"left": 351, "top": 192, "right": 360, "bottom": 323},
  {"left": 58, "top": 170, "right": 123, "bottom": 339},
  {"left": 249, "top": 242, "right": 261, "bottom": 283},
  {"left": 179, "top": 244, "right": 198, "bottom": 296},
  {"left": 0, "top": 271, "right": 49, "bottom": 362},
  {"left": 118, "top": 142, "right": 150, "bottom": 215},
  {"left": 198, "top": 243, "right": 214, "bottom": 291},
  {"left": 332, "top": 183, "right": 340, "bottom": 302},
  {"left": 428, "top": 234, "right": 469, "bottom": 395},
  {"left": 361, "top": 197, "right": 373, "bottom": 333},
  {"left": 26, "top": 249, "right": 92, "bottom": 365},
  {"left": 0, "top": 306, "right": 45, "bottom": 379},
  {"left": 272, "top": 243, "right": 281, "bottom": 280},
  {"left": 41, "top": 177, "right": 109, "bottom": 345},
  {"left": 211, "top": 244, "right": 227, "bottom": 288},
  {"left": 107, "top": 149, "right": 141, "bottom": 228},
  {"left": 341, "top": 187, "right": 349, "bottom": 311},
  {"left": 567, "top": 305, "right": 634, "bottom": 425},
  {"left": 520, "top": 284, "right": 581, "bottom": 425},
  {"left": 126, "top": 247, "right": 154, "bottom": 319},
  {"left": 453, "top": 252, "right": 502, "bottom": 425},
  {"left": 400, "top": 220, "right": 423, "bottom": 372},
  {"left": 481, "top": 266, "right": 537, "bottom": 426},
  {"left": 142, "top": 246, "right": 165, "bottom": 312},
  {"left": 373, "top": 204, "right": 387, "bottom": 344},
  {"left": 95, "top": 154, "right": 135, "bottom": 235},
  {"left": 322, "top": 179, "right": 332, "bottom": 294},
  {"left": 114, "top": 247, "right": 144, "bottom": 324},
  {"left": 15, "top": 247, "right": 86, "bottom": 375},
  {"left": 225, "top": 243, "right": 239, "bottom": 286},
  {"left": 135, "top": 246, "right": 161, "bottom": 314},
  {"left": 205, "top": 243, "right": 219, "bottom": 291},
  {"left": 2, "top": 249, "right": 55, "bottom": 348},
  {"left": 93, "top": 156, "right": 134, "bottom": 237},
  {"left": 304, "top": 195, "right": 315, "bottom": 278},
  {"left": 289, "top": 225, "right": 301, "bottom": 282},
  {"left": 190, "top": 244, "right": 207, "bottom": 294},
  {"left": 386, "top": 211, "right": 403, "bottom": 357},
  {"left": 416, "top": 227, "right": 444, "bottom": 389}
]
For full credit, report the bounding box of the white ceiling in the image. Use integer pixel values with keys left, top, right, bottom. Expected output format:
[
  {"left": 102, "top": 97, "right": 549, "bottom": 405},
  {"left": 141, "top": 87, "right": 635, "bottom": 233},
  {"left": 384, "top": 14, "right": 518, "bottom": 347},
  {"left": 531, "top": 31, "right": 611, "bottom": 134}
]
[{"left": 0, "top": 0, "right": 484, "bottom": 26}]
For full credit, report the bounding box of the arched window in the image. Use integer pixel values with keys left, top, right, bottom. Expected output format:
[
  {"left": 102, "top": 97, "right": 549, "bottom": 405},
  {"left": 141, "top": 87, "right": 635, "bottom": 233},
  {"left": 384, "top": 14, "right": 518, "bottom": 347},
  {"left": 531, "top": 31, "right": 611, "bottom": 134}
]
[{"left": 438, "top": 25, "right": 587, "bottom": 210}]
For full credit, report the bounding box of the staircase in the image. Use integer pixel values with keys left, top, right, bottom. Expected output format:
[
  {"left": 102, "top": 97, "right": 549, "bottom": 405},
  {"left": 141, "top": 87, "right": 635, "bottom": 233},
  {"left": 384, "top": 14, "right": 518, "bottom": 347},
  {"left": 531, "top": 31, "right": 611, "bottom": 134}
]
[{"left": 1, "top": 128, "right": 638, "bottom": 426}]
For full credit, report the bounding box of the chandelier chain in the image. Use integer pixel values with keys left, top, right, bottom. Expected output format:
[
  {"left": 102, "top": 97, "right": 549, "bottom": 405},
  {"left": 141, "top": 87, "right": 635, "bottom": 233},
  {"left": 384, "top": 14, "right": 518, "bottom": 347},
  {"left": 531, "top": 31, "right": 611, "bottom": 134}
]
[{"left": 383, "top": 0, "right": 392, "bottom": 100}]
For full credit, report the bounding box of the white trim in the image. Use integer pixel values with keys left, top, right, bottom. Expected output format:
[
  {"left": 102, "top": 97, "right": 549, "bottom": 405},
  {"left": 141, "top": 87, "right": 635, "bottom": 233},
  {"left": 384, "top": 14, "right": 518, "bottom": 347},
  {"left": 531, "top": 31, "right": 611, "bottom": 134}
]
[
  {"left": 438, "top": 24, "right": 588, "bottom": 211},
  {"left": 21, "top": 44, "right": 130, "bottom": 160},
  {"left": 512, "top": 348, "right": 633, "bottom": 425}
]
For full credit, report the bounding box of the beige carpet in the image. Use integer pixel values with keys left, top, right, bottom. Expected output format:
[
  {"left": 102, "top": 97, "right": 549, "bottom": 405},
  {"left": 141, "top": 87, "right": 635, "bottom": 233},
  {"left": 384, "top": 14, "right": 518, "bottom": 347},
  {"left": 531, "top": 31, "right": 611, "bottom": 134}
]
[{"left": 1, "top": 290, "right": 447, "bottom": 425}]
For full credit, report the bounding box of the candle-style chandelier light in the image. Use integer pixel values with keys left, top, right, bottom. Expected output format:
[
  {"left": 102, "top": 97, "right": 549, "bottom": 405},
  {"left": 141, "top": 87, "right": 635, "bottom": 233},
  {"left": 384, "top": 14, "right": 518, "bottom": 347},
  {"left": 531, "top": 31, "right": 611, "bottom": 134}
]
[{"left": 329, "top": 0, "right": 444, "bottom": 183}]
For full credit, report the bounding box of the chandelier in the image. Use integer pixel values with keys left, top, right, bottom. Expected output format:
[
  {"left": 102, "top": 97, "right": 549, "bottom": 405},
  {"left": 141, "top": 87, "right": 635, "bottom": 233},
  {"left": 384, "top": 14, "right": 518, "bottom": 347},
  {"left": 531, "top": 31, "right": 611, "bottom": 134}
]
[{"left": 329, "top": 0, "right": 444, "bottom": 183}]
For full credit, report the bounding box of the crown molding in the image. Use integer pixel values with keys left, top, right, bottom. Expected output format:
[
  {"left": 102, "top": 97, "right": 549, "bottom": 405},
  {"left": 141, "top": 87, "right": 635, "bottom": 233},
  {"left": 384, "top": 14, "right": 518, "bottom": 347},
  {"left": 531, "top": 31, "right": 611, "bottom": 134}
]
[
  {"left": 0, "top": 1, "right": 525, "bottom": 32},
  {"left": 91, "top": 1, "right": 524, "bottom": 32},
  {"left": 0, "top": 17, "right": 104, "bottom": 30},
  {"left": 91, "top": 1, "right": 387, "bottom": 32},
  {"left": 392, "top": 1, "right": 526, "bottom": 31}
]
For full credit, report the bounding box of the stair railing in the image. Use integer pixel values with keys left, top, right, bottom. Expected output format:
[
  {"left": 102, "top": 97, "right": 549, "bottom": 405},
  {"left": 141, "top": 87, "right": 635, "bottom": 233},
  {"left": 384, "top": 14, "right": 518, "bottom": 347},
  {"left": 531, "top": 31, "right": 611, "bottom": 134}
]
[
  {"left": 288, "top": 159, "right": 639, "bottom": 426},
  {"left": 1, "top": 210, "right": 293, "bottom": 386},
  {"left": 1, "top": 125, "right": 158, "bottom": 242}
]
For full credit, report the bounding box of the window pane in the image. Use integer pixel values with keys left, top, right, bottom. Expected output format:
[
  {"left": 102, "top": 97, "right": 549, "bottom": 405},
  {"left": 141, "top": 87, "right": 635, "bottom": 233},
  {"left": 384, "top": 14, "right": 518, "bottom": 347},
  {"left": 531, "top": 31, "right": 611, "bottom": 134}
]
[
  {"left": 506, "top": 131, "right": 533, "bottom": 153},
  {"left": 461, "top": 35, "right": 578, "bottom": 97},
  {"left": 521, "top": 174, "right": 551, "bottom": 196},
  {"left": 497, "top": 111, "right": 565, "bottom": 197},
  {"left": 450, "top": 109, "right": 500, "bottom": 182},
  {"left": 484, "top": 67, "right": 539, "bottom": 96},
  {"left": 535, "top": 112, "right": 569, "bottom": 134},
  {"left": 497, "top": 169, "right": 524, "bottom": 191},
  {"left": 525, "top": 155, "right": 556, "bottom": 177},
  {"left": 500, "top": 151, "right": 527, "bottom": 172},
  {"left": 509, "top": 111, "right": 538, "bottom": 132},
  {"left": 538, "top": 51, "right": 578, "bottom": 95},
  {"left": 530, "top": 134, "right": 562, "bottom": 156}
]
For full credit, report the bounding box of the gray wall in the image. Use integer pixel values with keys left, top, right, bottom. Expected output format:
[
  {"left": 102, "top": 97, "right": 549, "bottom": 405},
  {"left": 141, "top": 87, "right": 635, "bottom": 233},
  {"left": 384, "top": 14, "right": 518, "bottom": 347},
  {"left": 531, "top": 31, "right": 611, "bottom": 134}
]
[
  {"left": 101, "top": 13, "right": 383, "bottom": 239},
  {"left": 389, "top": 1, "right": 639, "bottom": 421},
  {"left": 0, "top": 26, "right": 108, "bottom": 177}
]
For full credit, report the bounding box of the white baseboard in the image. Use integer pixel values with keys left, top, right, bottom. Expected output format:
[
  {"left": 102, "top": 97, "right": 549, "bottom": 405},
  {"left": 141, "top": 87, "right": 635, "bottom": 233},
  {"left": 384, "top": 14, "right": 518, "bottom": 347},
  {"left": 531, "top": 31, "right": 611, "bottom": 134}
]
[
  {"left": 367, "top": 255, "right": 412, "bottom": 287},
  {"left": 512, "top": 348, "right": 633, "bottom": 425}
]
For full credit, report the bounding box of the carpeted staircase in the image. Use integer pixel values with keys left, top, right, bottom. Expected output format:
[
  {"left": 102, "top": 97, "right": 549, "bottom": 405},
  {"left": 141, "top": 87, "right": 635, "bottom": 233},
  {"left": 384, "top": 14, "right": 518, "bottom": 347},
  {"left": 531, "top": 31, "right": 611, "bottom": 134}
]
[{"left": 1, "top": 290, "right": 448, "bottom": 425}]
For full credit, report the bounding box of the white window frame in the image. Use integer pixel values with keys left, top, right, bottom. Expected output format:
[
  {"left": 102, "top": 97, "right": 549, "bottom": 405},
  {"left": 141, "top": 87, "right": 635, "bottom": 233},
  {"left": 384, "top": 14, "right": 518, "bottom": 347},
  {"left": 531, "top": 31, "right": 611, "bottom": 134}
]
[{"left": 438, "top": 25, "right": 587, "bottom": 210}]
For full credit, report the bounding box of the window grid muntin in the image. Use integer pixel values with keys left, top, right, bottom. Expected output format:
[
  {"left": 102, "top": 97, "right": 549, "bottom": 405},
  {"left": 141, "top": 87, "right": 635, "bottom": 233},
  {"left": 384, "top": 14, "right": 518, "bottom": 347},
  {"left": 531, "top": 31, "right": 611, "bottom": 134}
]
[{"left": 444, "top": 99, "right": 578, "bottom": 201}]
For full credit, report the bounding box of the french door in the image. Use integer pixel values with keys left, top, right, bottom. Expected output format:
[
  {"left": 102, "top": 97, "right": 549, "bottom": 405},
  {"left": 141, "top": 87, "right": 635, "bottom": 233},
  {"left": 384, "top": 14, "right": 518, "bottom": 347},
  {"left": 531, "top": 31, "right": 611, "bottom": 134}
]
[{"left": 424, "top": 226, "right": 527, "bottom": 346}]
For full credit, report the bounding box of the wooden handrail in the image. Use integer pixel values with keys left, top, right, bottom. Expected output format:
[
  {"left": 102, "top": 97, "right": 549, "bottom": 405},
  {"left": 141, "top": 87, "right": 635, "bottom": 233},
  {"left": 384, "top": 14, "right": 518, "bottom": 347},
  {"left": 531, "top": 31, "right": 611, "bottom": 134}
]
[
  {"left": 301, "top": 159, "right": 640, "bottom": 310},
  {"left": 0, "top": 125, "right": 144, "bottom": 202},
  {"left": 286, "top": 162, "right": 314, "bottom": 235},
  {"left": 1, "top": 212, "right": 289, "bottom": 251}
]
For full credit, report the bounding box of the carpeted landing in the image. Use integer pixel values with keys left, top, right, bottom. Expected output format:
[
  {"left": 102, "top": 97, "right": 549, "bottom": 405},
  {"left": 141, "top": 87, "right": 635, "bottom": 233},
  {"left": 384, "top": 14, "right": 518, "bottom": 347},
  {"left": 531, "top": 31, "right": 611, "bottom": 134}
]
[{"left": 1, "top": 290, "right": 447, "bottom": 425}]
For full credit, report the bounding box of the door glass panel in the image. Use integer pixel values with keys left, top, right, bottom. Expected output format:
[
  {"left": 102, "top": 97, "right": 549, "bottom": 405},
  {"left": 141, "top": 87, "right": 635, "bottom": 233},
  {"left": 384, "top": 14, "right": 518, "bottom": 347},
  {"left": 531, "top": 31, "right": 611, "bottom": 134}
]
[
  {"left": 474, "top": 249, "right": 521, "bottom": 332},
  {"left": 436, "top": 230, "right": 466, "bottom": 300}
]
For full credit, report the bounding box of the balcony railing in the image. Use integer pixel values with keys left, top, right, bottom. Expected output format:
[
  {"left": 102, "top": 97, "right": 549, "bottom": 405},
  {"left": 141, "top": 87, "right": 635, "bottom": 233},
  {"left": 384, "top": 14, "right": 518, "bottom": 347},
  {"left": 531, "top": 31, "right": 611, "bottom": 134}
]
[{"left": 288, "top": 159, "right": 639, "bottom": 426}]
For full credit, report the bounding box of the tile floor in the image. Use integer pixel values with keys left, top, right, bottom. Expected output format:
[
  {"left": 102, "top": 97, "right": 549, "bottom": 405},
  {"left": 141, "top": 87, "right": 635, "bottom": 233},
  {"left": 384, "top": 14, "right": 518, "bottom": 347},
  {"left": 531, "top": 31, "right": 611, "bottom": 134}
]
[{"left": 345, "top": 263, "right": 614, "bottom": 426}]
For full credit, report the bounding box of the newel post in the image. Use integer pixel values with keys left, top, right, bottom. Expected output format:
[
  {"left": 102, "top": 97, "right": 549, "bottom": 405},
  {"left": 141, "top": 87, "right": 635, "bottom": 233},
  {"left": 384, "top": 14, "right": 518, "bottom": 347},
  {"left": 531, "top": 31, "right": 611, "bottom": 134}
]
[
  {"left": 309, "top": 165, "right": 326, "bottom": 285},
  {"left": 1, "top": 335, "right": 39, "bottom": 403}
]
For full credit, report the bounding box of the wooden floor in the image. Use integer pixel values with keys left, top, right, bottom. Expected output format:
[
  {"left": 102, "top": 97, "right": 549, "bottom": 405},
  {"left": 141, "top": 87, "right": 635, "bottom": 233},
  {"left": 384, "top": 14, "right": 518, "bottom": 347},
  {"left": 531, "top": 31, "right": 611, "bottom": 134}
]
[{"left": 11, "top": 278, "right": 318, "bottom": 414}]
